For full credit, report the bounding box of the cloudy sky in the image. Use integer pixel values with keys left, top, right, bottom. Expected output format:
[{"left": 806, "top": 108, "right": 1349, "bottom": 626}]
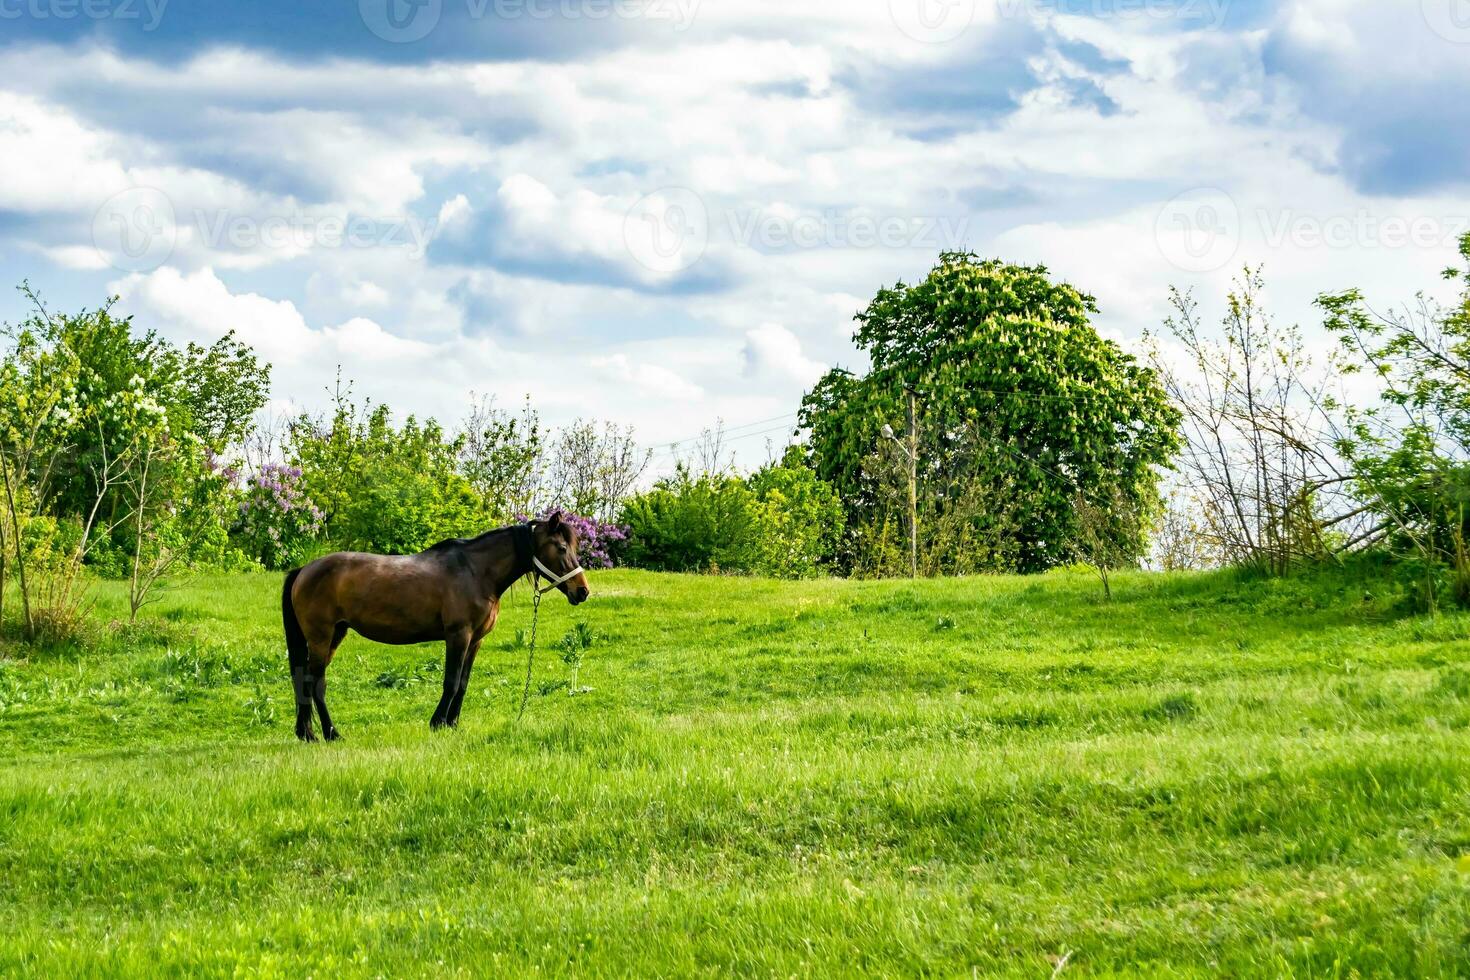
[{"left": 1, "top": 0, "right": 1467, "bottom": 474}]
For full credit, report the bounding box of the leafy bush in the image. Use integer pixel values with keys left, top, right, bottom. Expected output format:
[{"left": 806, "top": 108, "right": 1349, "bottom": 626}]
[
  {"left": 349, "top": 464, "right": 481, "bottom": 556},
  {"left": 1322, "top": 232, "right": 1470, "bottom": 609},
  {"left": 233, "top": 464, "right": 324, "bottom": 570},
  {"left": 747, "top": 448, "right": 845, "bottom": 577},
  {"left": 620, "top": 468, "right": 764, "bottom": 573},
  {"left": 289, "top": 392, "right": 484, "bottom": 555},
  {"left": 620, "top": 455, "right": 843, "bottom": 577}
]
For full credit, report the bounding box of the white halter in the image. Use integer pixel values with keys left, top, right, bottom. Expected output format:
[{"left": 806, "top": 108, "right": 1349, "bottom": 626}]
[{"left": 532, "top": 555, "right": 584, "bottom": 595}]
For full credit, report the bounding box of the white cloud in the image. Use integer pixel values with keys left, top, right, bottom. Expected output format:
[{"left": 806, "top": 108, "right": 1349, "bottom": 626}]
[
  {"left": 436, "top": 194, "right": 473, "bottom": 233},
  {"left": 0, "top": 92, "right": 131, "bottom": 212},
  {"left": 37, "top": 245, "right": 112, "bottom": 271},
  {"left": 741, "top": 323, "right": 827, "bottom": 387},
  {"left": 323, "top": 317, "right": 436, "bottom": 362},
  {"left": 340, "top": 279, "right": 391, "bottom": 308},
  {"left": 590, "top": 353, "right": 704, "bottom": 401}
]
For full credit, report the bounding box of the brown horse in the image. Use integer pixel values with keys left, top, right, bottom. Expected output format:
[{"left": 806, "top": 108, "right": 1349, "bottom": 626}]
[{"left": 281, "top": 514, "right": 590, "bottom": 741}]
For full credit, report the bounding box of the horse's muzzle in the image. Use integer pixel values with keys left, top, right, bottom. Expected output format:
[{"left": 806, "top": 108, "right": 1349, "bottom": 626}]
[{"left": 569, "top": 586, "right": 590, "bottom": 605}]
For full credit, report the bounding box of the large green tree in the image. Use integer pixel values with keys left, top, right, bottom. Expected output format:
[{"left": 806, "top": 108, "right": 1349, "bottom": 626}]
[{"left": 799, "top": 251, "right": 1179, "bottom": 574}]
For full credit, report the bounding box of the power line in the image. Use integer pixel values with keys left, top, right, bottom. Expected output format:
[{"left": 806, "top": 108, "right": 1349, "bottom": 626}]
[
  {"left": 648, "top": 381, "right": 1110, "bottom": 455},
  {"left": 654, "top": 411, "right": 799, "bottom": 453},
  {"left": 647, "top": 421, "right": 801, "bottom": 470}
]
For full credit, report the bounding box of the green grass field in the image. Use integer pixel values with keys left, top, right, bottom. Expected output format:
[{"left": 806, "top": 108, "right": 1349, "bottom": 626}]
[{"left": 2, "top": 564, "right": 1469, "bottom": 976}]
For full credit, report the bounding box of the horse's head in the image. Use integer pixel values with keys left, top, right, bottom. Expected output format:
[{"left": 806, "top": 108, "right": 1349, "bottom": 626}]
[{"left": 532, "top": 512, "right": 591, "bottom": 605}]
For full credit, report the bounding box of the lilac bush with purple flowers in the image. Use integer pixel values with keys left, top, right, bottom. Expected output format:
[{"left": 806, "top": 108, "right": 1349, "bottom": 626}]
[
  {"left": 235, "top": 464, "right": 325, "bottom": 570},
  {"left": 519, "top": 510, "right": 628, "bottom": 569}
]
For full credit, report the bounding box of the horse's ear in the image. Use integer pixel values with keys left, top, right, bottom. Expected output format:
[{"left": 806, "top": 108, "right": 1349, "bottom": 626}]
[{"left": 545, "top": 511, "right": 563, "bottom": 533}]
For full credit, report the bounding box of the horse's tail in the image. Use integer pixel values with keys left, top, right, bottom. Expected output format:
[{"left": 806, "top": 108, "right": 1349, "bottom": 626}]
[{"left": 282, "top": 567, "right": 308, "bottom": 675}]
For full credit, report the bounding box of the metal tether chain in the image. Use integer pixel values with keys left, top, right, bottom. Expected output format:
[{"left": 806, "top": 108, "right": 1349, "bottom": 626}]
[{"left": 516, "top": 586, "right": 542, "bottom": 721}]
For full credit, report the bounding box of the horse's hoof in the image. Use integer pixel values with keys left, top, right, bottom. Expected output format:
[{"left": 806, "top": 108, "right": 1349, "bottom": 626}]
[
  {"left": 324, "top": 728, "right": 343, "bottom": 741},
  {"left": 297, "top": 731, "right": 318, "bottom": 743}
]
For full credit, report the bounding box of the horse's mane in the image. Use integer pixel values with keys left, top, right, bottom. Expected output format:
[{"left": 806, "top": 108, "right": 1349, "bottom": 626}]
[{"left": 424, "top": 524, "right": 518, "bottom": 554}]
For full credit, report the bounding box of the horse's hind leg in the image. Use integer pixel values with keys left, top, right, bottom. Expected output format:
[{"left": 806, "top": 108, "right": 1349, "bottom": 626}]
[
  {"left": 293, "top": 666, "right": 317, "bottom": 742},
  {"left": 310, "top": 624, "right": 348, "bottom": 741},
  {"left": 431, "top": 628, "right": 472, "bottom": 730},
  {"left": 445, "top": 637, "right": 482, "bottom": 728}
]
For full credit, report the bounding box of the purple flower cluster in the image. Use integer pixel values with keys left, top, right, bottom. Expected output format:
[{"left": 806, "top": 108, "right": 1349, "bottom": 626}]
[
  {"left": 235, "top": 463, "right": 325, "bottom": 569},
  {"left": 203, "top": 448, "right": 242, "bottom": 486},
  {"left": 518, "top": 509, "right": 629, "bottom": 569}
]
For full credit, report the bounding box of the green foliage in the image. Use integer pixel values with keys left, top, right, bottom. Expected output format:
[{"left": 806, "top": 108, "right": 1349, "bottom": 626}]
[
  {"left": 556, "top": 621, "right": 597, "bottom": 663},
  {"left": 1322, "top": 233, "right": 1470, "bottom": 608},
  {"left": 287, "top": 382, "right": 483, "bottom": 554},
  {"left": 747, "top": 446, "right": 846, "bottom": 577},
  {"left": 36, "top": 303, "right": 267, "bottom": 528},
  {"left": 556, "top": 621, "right": 597, "bottom": 693},
  {"left": 1, "top": 290, "right": 266, "bottom": 596},
  {"left": 2, "top": 290, "right": 264, "bottom": 638},
  {"left": 460, "top": 395, "right": 544, "bottom": 520},
  {"left": 620, "top": 467, "right": 763, "bottom": 573},
  {"left": 620, "top": 452, "right": 844, "bottom": 577},
  {"left": 800, "top": 251, "right": 1180, "bottom": 574},
  {"left": 173, "top": 334, "right": 271, "bottom": 451}
]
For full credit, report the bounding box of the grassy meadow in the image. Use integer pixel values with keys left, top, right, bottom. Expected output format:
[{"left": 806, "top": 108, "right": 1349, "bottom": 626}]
[{"left": 2, "top": 563, "right": 1470, "bottom": 976}]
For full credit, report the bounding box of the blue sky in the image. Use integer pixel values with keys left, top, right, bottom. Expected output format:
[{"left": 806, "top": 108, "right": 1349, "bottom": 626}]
[{"left": 1, "top": 0, "right": 1467, "bottom": 473}]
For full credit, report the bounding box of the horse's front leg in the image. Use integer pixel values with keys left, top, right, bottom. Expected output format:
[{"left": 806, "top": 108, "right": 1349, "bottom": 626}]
[
  {"left": 430, "top": 628, "right": 472, "bottom": 729},
  {"left": 445, "top": 636, "right": 483, "bottom": 728}
]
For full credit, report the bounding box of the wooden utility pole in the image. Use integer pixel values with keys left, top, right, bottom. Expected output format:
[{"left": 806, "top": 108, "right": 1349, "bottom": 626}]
[
  {"left": 882, "top": 389, "right": 921, "bottom": 579},
  {"left": 905, "top": 388, "right": 918, "bottom": 579}
]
